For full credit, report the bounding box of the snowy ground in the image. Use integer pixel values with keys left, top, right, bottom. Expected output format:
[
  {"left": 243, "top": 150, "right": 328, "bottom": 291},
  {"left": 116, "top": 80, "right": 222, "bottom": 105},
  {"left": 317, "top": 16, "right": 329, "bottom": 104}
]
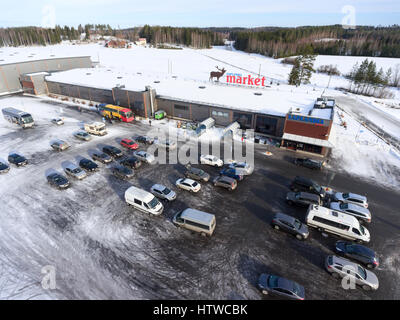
[{"left": 0, "top": 96, "right": 400, "bottom": 301}]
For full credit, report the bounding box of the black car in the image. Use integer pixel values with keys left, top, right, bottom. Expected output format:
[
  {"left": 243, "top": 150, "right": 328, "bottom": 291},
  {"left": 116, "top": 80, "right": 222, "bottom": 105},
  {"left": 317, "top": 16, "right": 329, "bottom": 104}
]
[
  {"left": 120, "top": 156, "right": 142, "bottom": 169},
  {"left": 111, "top": 165, "right": 134, "bottom": 179},
  {"left": 79, "top": 158, "right": 99, "bottom": 172},
  {"left": 92, "top": 152, "right": 112, "bottom": 164},
  {"left": 103, "top": 145, "right": 123, "bottom": 158},
  {"left": 335, "top": 241, "right": 379, "bottom": 269},
  {"left": 135, "top": 135, "right": 154, "bottom": 145},
  {"left": 0, "top": 161, "right": 10, "bottom": 173},
  {"left": 8, "top": 153, "right": 28, "bottom": 166},
  {"left": 185, "top": 166, "right": 210, "bottom": 182},
  {"left": 290, "top": 176, "right": 326, "bottom": 198},
  {"left": 258, "top": 274, "right": 305, "bottom": 300},
  {"left": 286, "top": 192, "right": 321, "bottom": 207},
  {"left": 47, "top": 173, "right": 70, "bottom": 189},
  {"left": 294, "top": 158, "right": 324, "bottom": 170}
]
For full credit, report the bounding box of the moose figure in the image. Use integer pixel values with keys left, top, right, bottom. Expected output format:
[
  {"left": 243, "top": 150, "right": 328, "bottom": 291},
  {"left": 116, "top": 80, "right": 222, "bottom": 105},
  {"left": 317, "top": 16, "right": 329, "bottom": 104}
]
[{"left": 209, "top": 66, "right": 226, "bottom": 82}]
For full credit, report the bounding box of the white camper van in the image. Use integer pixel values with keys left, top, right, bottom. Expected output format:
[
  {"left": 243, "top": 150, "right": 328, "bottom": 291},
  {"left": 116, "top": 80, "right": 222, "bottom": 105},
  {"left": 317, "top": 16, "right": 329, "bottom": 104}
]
[
  {"left": 124, "top": 186, "right": 163, "bottom": 216},
  {"left": 306, "top": 205, "right": 370, "bottom": 243},
  {"left": 173, "top": 208, "right": 216, "bottom": 236},
  {"left": 84, "top": 122, "right": 108, "bottom": 136}
]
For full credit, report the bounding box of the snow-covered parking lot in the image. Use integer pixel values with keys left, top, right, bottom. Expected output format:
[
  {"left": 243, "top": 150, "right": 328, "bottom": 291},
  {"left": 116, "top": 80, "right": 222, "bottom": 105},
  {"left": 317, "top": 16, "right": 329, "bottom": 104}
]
[{"left": 0, "top": 95, "right": 399, "bottom": 300}]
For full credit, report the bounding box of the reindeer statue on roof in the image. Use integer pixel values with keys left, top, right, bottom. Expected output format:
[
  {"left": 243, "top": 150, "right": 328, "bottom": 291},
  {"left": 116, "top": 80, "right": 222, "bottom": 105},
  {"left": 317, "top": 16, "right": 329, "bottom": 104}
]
[{"left": 209, "top": 66, "right": 226, "bottom": 82}]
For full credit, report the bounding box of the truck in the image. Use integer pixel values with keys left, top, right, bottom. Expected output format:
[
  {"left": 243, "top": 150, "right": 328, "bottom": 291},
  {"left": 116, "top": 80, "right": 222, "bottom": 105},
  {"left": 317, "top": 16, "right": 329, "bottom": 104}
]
[
  {"left": 2, "top": 107, "right": 35, "bottom": 128},
  {"left": 84, "top": 122, "right": 108, "bottom": 136}
]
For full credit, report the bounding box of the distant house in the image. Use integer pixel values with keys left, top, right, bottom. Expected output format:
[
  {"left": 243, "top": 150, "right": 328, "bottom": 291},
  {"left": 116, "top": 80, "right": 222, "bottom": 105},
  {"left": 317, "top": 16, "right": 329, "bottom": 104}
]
[
  {"left": 105, "top": 39, "right": 128, "bottom": 48},
  {"left": 135, "top": 38, "right": 147, "bottom": 46}
]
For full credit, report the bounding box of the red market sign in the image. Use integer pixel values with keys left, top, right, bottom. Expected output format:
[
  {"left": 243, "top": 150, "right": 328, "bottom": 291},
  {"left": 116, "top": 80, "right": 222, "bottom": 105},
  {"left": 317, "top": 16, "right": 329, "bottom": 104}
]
[{"left": 226, "top": 73, "right": 267, "bottom": 87}]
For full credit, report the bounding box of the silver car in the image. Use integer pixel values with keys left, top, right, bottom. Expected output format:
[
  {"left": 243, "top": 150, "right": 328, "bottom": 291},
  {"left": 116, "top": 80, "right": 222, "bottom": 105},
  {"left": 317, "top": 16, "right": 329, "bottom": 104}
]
[
  {"left": 51, "top": 118, "right": 64, "bottom": 125},
  {"left": 133, "top": 151, "right": 155, "bottom": 164},
  {"left": 325, "top": 255, "right": 379, "bottom": 291},
  {"left": 334, "top": 192, "right": 368, "bottom": 208},
  {"left": 74, "top": 131, "right": 92, "bottom": 141},
  {"left": 228, "top": 161, "right": 254, "bottom": 175},
  {"left": 150, "top": 184, "right": 177, "bottom": 201},
  {"left": 330, "top": 202, "right": 371, "bottom": 223},
  {"left": 51, "top": 140, "right": 70, "bottom": 151},
  {"left": 64, "top": 164, "right": 87, "bottom": 180}
]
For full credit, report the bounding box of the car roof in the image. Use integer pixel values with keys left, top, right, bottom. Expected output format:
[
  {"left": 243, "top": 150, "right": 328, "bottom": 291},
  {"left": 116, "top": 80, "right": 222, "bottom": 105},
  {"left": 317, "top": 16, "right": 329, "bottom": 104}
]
[
  {"left": 182, "top": 178, "right": 196, "bottom": 184},
  {"left": 152, "top": 184, "right": 166, "bottom": 190},
  {"left": 275, "top": 212, "right": 296, "bottom": 224},
  {"left": 217, "top": 175, "right": 235, "bottom": 183},
  {"left": 340, "top": 203, "right": 370, "bottom": 214},
  {"left": 331, "top": 255, "right": 359, "bottom": 268},
  {"left": 347, "top": 244, "right": 375, "bottom": 257},
  {"left": 181, "top": 208, "right": 215, "bottom": 225},
  {"left": 66, "top": 163, "right": 79, "bottom": 170}
]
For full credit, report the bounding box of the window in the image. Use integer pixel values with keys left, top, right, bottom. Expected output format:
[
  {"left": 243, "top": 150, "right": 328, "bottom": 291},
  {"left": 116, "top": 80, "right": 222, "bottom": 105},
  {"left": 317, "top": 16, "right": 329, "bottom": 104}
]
[
  {"left": 352, "top": 228, "right": 361, "bottom": 235},
  {"left": 255, "top": 115, "right": 278, "bottom": 135},
  {"left": 212, "top": 110, "right": 229, "bottom": 118},
  {"left": 185, "top": 220, "right": 209, "bottom": 230},
  {"left": 312, "top": 216, "right": 350, "bottom": 231},
  {"left": 134, "top": 199, "right": 142, "bottom": 206},
  {"left": 233, "top": 112, "right": 252, "bottom": 129},
  {"left": 175, "top": 104, "right": 189, "bottom": 111}
]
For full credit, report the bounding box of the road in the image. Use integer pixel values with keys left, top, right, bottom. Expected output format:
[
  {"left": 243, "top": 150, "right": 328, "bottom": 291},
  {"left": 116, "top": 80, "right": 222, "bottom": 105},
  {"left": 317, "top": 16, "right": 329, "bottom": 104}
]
[{"left": 0, "top": 96, "right": 399, "bottom": 300}]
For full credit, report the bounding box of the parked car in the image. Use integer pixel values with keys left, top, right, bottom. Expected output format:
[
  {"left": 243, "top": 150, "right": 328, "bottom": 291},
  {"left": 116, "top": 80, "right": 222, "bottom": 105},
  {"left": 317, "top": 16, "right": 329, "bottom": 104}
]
[
  {"left": 135, "top": 135, "right": 154, "bottom": 145},
  {"left": 325, "top": 255, "right": 379, "bottom": 291},
  {"left": 91, "top": 152, "right": 112, "bottom": 164},
  {"left": 200, "top": 154, "right": 223, "bottom": 167},
  {"left": 176, "top": 178, "right": 201, "bottom": 193},
  {"left": 51, "top": 140, "right": 70, "bottom": 151},
  {"left": 150, "top": 184, "right": 177, "bottom": 201},
  {"left": 8, "top": 153, "right": 28, "bottom": 166},
  {"left": 133, "top": 150, "right": 155, "bottom": 164},
  {"left": 120, "top": 138, "right": 139, "bottom": 150},
  {"left": 185, "top": 166, "right": 210, "bottom": 182},
  {"left": 333, "top": 192, "right": 368, "bottom": 208},
  {"left": 286, "top": 192, "right": 321, "bottom": 207},
  {"left": 219, "top": 168, "right": 243, "bottom": 181},
  {"left": 258, "top": 274, "right": 305, "bottom": 300},
  {"left": 212, "top": 175, "right": 237, "bottom": 191},
  {"left": 156, "top": 139, "right": 177, "bottom": 151},
  {"left": 289, "top": 176, "right": 326, "bottom": 198},
  {"left": 271, "top": 212, "right": 309, "bottom": 240},
  {"left": 335, "top": 241, "right": 379, "bottom": 269},
  {"left": 102, "top": 145, "right": 123, "bottom": 158},
  {"left": 120, "top": 156, "right": 142, "bottom": 169},
  {"left": 294, "top": 158, "right": 324, "bottom": 170},
  {"left": 111, "top": 165, "right": 134, "bottom": 179},
  {"left": 228, "top": 161, "right": 254, "bottom": 175},
  {"left": 47, "top": 172, "right": 70, "bottom": 189},
  {"left": 64, "top": 164, "right": 87, "bottom": 180},
  {"left": 0, "top": 160, "right": 10, "bottom": 173},
  {"left": 51, "top": 118, "right": 64, "bottom": 125},
  {"left": 79, "top": 158, "right": 99, "bottom": 172},
  {"left": 330, "top": 202, "right": 371, "bottom": 223},
  {"left": 74, "top": 131, "right": 92, "bottom": 141}
]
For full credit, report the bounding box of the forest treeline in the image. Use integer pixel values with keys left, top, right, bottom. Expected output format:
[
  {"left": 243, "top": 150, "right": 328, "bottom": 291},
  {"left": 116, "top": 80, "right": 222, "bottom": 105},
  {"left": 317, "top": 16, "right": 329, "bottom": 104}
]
[
  {"left": 231, "top": 25, "right": 400, "bottom": 58},
  {"left": 1, "top": 24, "right": 400, "bottom": 59}
]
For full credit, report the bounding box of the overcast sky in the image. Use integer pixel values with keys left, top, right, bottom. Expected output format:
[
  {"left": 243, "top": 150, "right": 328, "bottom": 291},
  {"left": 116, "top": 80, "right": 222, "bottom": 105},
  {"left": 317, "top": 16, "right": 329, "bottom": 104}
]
[{"left": 2, "top": 0, "right": 399, "bottom": 28}]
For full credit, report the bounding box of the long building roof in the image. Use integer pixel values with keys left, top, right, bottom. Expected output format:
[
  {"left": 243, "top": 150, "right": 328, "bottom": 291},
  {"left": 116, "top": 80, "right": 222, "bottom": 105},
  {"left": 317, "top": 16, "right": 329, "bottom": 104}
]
[{"left": 45, "top": 67, "right": 329, "bottom": 118}]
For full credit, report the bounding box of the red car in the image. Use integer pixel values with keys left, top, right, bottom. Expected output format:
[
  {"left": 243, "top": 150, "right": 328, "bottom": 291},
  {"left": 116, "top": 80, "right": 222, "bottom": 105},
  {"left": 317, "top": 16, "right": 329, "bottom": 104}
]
[{"left": 120, "top": 138, "right": 139, "bottom": 150}]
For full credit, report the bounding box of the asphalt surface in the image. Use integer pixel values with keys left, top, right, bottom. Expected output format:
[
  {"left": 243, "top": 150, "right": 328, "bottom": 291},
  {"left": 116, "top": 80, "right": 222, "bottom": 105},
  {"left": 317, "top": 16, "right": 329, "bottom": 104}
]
[{"left": 0, "top": 96, "right": 399, "bottom": 300}]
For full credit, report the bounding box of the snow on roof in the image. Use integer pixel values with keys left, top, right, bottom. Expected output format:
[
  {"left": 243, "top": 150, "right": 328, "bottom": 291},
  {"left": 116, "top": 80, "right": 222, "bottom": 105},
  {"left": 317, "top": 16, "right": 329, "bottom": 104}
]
[
  {"left": 46, "top": 67, "right": 320, "bottom": 117},
  {"left": 0, "top": 50, "right": 90, "bottom": 66},
  {"left": 310, "top": 108, "right": 333, "bottom": 120}
]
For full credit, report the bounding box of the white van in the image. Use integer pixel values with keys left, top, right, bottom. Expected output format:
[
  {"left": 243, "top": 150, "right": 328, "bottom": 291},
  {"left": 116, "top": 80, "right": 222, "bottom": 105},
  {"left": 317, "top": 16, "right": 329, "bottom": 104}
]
[
  {"left": 173, "top": 208, "right": 216, "bottom": 236},
  {"left": 84, "top": 122, "right": 108, "bottom": 136},
  {"left": 125, "top": 186, "right": 164, "bottom": 216},
  {"left": 306, "top": 205, "right": 370, "bottom": 243}
]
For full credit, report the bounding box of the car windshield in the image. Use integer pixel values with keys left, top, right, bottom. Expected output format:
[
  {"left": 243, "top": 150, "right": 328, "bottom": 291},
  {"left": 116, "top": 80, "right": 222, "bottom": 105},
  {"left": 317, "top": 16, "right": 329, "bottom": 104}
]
[
  {"left": 360, "top": 225, "right": 366, "bottom": 235},
  {"left": 21, "top": 114, "right": 33, "bottom": 123},
  {"left": 312, "top": 183, "right": 322, "bottom": 192},
  {"left": 267, "top": 275, "right": 279, "bottom": 288},
  {"left": 126, "top": 141, "right": 134, "bottom": 145},
  {"left": 72, "top": 168, "right": 81, "bottom": 173},
  {"left": 339, "top": 203, "right": 349, "bottom": 210},
  {"left": 342, "top": 193, "right": 350, "bottom": 199},
  {"left": 162, "top": 187, "right": 171, "bottom": 195},
  {"left": 54, "top": 176, "right": 64, "bottom": 183},
  {"left": 293, "top": 219, "right": 302, "bottom": 229},
  {"left": 357, "top": 266, "right": 367, "bottom": 280},
  {"left": 148, "top": 197, "right": 160, "bottom": 209},
  {"left": 192, "top": 181, "right": 199, "bottom": 187},
  {"left": 292, "top": 282, "right": 303, "bottom": 296}
]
